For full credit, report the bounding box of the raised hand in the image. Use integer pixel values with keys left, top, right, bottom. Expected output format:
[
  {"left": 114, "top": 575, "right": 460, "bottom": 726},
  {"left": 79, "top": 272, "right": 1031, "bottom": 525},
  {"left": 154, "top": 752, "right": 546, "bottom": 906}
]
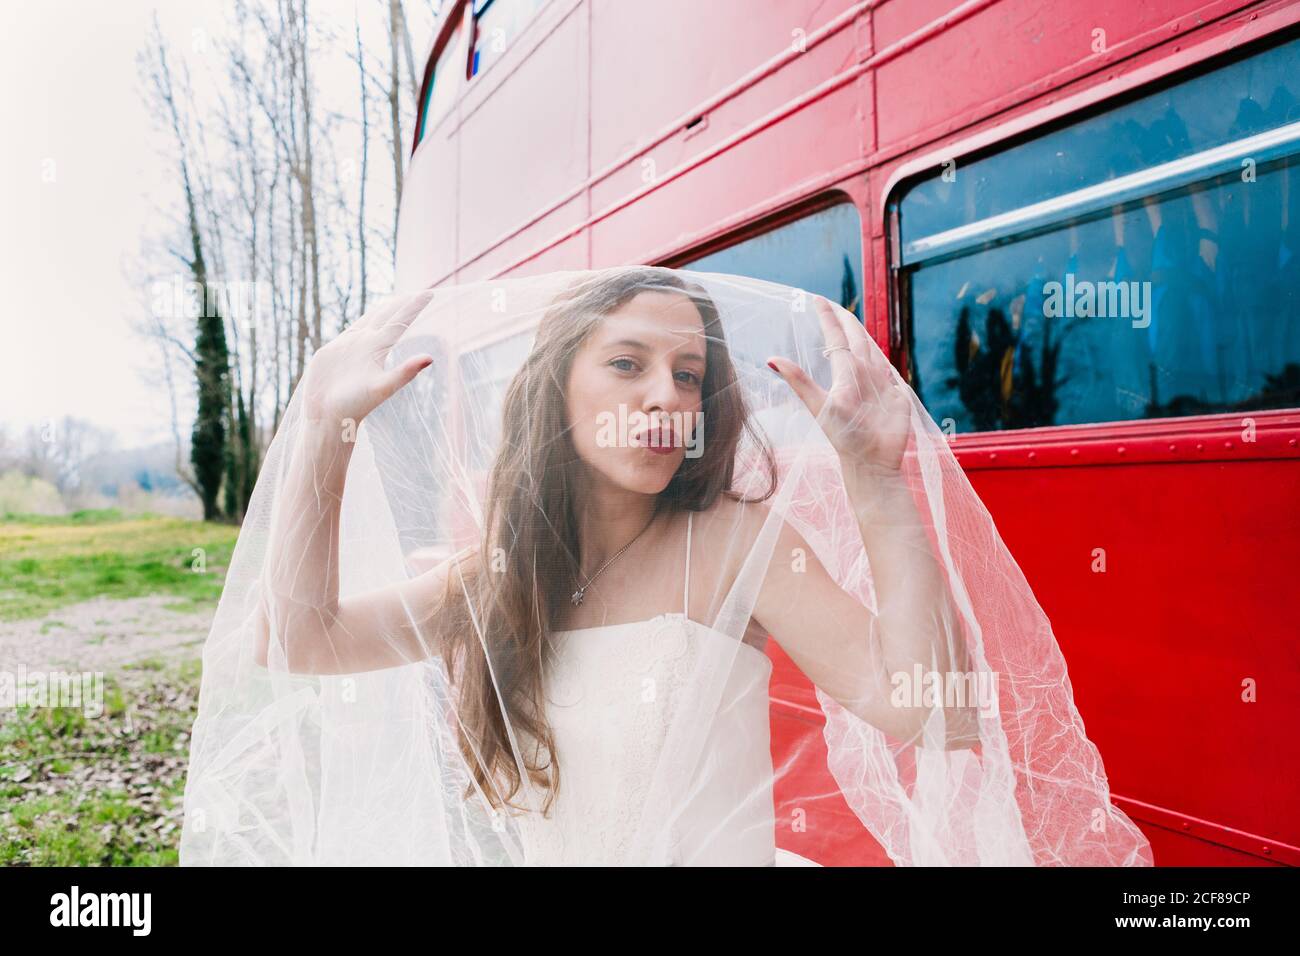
[
  {"left": 300, "top": 289, "right": 437, "bottom": 426},
  {"left": 767, "top": 295, "right": 912, "bottom": 476}
]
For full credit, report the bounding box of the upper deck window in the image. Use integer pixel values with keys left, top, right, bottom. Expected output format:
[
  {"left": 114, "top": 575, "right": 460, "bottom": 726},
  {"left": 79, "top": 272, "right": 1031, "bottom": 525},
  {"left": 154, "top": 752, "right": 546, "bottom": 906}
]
[
  {"left": 416, "top": 0, "right": 550, "bottom": 149},
  {"left": 470, "top": 0, "right": 548, "bottom": 78},
  {"left": 417, "top": 14, "right": 469, "bottom": 146},
  {"left": 893, "top": 34, "right": 1300, "bottom": 433}
]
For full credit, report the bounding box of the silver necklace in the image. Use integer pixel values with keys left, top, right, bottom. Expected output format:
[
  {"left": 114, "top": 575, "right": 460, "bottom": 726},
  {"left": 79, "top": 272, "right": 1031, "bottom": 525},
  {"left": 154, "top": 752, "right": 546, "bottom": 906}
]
[{"left": 571, "top": 512, "right": 658, "bottom": 607}]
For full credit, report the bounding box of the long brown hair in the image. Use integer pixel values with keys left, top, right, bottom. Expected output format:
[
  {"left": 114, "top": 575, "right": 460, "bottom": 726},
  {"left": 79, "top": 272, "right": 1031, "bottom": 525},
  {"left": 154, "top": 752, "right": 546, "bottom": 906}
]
[{"left": 436, "top": 266, "right": 776, "bottom": 817}]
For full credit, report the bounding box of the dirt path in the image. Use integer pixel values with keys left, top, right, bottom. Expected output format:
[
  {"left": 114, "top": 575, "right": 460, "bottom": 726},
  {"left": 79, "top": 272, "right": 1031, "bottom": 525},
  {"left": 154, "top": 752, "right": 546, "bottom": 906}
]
[{"left": 0, "top": 596, "right": 213, "bottom": 673}]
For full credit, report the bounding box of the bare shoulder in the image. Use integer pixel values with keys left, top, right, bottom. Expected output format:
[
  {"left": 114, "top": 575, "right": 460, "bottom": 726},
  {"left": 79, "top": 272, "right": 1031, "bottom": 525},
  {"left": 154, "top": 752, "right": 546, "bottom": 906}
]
[
  {"left": 693, "top": 491, "right": 766, "bottom": 538},
  {"left": 691, "top": 493, "right": 815, "bottom": 652},
  {"left": 691, "top": 493, "right": 801, "bottom": 583}
]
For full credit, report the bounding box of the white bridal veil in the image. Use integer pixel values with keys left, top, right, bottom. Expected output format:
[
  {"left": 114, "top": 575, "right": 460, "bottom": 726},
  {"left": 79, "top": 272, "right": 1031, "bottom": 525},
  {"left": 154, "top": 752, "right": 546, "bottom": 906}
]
[{"left": 179, "top": 266, "right": 1153, "bottom": 867}]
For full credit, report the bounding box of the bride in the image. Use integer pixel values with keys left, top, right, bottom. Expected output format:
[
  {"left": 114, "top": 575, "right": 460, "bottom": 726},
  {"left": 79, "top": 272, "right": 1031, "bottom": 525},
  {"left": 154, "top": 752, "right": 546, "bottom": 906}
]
[{"left": 181, "top": 266, "right": 1153, "bottom": 867}]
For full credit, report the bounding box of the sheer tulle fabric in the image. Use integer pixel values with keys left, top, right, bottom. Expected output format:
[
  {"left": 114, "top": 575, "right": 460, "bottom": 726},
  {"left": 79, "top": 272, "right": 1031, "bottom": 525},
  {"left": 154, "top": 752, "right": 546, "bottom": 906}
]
[{"left": 179, "top": 267, "right": 1153, "bottom": 867}]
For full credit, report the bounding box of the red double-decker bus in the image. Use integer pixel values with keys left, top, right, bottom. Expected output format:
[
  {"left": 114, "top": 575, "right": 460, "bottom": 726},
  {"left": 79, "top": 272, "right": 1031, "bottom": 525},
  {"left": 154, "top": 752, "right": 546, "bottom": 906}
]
[{"left": 396, "top": 0, "right": 1300, "bottom": 865}]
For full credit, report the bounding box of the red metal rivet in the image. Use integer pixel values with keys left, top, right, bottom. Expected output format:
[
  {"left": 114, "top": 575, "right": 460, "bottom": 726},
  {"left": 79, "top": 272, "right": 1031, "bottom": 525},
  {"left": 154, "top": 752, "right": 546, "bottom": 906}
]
[
  {"left": 1169, "top": 444, "right": 1176, "bottom": 451},
  {"left": 1117, "top": 446, "right": 1125, "bottom": 454},
  {"left": 1070, "top": 448, "right": 1079, "bottom": 456}
]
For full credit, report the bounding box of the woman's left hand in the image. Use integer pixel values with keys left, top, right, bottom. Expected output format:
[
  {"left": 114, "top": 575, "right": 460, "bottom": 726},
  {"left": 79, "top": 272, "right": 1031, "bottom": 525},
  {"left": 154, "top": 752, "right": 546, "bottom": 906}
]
[{"left": 767, "top": 295, "right": 912, "bottom": 477}]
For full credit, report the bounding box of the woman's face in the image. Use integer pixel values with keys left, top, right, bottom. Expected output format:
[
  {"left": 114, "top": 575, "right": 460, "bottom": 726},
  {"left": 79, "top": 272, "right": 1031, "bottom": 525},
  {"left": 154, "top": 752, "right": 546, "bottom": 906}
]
[{"left": 564, "top": 290, "right": 708, "bottom": 497}]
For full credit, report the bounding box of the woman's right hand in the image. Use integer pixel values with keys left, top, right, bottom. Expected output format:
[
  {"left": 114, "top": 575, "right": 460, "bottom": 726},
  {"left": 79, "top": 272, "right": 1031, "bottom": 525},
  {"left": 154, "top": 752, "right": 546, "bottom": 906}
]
[{"left": 300, "top": 289, "right": 437, "bottom": 426}]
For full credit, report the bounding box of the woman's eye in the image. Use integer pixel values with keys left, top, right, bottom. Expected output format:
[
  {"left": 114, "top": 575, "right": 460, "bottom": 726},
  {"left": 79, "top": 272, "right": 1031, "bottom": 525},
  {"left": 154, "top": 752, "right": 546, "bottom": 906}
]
[{"left": 608, "top": 357, "right": 698, "bottom": 384}]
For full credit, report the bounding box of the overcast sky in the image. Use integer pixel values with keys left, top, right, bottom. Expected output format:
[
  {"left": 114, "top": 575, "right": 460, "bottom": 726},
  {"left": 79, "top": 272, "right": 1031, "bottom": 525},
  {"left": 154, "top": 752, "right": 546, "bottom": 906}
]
[{"left": 0, "top": 0, "right": 435, "bottom": 449}]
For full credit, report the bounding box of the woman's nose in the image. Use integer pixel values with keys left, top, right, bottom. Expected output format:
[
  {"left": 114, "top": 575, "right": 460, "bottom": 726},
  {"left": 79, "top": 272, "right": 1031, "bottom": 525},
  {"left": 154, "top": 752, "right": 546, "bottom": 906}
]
[{"left": 640, "top": 363, "right": 680, "bottom": 413}]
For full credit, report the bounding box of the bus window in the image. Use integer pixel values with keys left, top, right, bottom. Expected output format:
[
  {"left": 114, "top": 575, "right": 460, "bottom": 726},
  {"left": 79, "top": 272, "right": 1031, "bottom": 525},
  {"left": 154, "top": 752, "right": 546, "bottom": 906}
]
[
  {"left": 680, "top": 201, "right": 864, "bottom": 361},
  {"left": 894, "top": 34, "right": 1300, "bottom": 433},
  {"left": 459, "top": 329, "right": 536, "bottom": 471},
  {"left": 679, "top": 202, "right": 864, "bottom": 444},
  {"left": 368, "top": 334, "right": 451, "bottom": 564},
  {"left": 470, "top": 0, "right": 548, "bottom": 78},
  {"left": 417, "top": 14, "right": 469, "bottom": 148}
]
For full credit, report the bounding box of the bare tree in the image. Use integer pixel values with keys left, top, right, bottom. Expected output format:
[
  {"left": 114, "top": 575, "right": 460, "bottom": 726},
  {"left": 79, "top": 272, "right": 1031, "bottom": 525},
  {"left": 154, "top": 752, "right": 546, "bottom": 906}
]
[
  {"left": 296, "top": 0, "right": 323, "bottom": 355},
  {"left": 19, "top": 417, "right": 116, "bottom": 497},
  {"left": 141, "top": 15, "right": 232, "bottom": 520},
  {"left": 355, "top": 7, "right": 370, "bottom": 314},
  {"left": 132, "top": 0, "right": 440, "bottom": 521},
  {"left": 387, "top": 0, "right": 407, "bottom": 225},
  {"left": 396, "top": 0, "right": 420, "bottom": 108}
]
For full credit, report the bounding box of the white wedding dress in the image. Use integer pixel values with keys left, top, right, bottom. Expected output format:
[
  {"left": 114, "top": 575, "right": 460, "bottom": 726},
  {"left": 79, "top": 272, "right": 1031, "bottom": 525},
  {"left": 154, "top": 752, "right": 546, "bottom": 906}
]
[{"left": 510, "top": 512, "right": 821, "bottom": 866}]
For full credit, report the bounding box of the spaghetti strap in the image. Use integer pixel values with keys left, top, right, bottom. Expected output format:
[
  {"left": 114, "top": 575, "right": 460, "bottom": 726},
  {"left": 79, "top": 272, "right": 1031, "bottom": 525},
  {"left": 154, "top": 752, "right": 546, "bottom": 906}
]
[{"left": 683, "top": 512, "right": 692, "bottom": 616}]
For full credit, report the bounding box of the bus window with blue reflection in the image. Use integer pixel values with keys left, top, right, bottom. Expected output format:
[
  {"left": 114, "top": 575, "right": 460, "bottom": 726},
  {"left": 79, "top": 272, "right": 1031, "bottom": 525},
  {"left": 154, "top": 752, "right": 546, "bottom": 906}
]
[
  {"left": 680, "top": 202, "right": 864, "bottom": 360},
  {"left": 471, "top": 0, "right": 548, "bottom": 78},
  {"left": 895, "top": 34, "right": 1300, "bottom": 433}
]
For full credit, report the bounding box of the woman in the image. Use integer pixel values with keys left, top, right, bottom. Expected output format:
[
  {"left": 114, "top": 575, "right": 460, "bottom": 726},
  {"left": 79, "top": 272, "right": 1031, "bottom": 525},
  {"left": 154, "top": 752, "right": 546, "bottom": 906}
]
[{"left": 181, "top": 266, "right": 1152, "bottom": 867}]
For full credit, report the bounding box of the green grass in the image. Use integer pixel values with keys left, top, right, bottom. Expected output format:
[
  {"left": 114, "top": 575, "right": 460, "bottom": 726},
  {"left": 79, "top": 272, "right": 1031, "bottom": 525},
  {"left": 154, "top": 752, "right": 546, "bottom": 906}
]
[
  {"left": 0, "top": 659, "right": 199, "bottom": 866},
  {"left": 2, "top": 508, "right": 136, "bottom": 526},
  {"left": 0, "top": 510, "right": 240, "bottom": 621},
  {"left": 0, "top": 511, "right": 224, "bottom": 865}
]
